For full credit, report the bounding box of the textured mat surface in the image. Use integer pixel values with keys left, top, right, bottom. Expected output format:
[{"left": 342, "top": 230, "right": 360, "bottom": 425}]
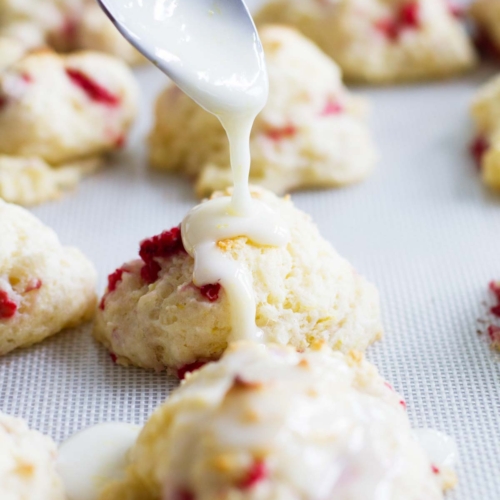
[{"left": 1, "top": 10, "right": 500, "bottom": 499}]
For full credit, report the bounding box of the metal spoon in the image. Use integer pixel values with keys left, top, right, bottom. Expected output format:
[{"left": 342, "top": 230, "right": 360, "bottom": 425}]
[{"left": 97, "top": 0, "right": 268, "bottom": 115}]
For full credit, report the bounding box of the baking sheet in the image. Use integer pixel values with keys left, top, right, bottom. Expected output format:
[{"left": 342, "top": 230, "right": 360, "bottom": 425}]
[{"left": 1, "top": 3, "right": 500, "bottom": 499}]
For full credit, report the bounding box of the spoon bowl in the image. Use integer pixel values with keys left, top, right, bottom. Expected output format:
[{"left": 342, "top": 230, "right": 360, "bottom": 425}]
[{"left": 97, "top": 0, "right": 268, "bottom": 115}]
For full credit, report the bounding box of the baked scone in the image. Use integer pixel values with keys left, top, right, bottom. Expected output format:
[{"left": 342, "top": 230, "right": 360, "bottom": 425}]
[
  {"left": 0, "top": 199, "right": 97, "bottom": 355},
  {"left": 470, "top": 74, "right": 500, "bottom": 190},
  {"left": 0, "top": 412, "right": 64, "bottom": 500},
  {"left": 75, "top": 3, "right": 145, "bottom": 66},
  {"left": 94, "top": 187, "right": 382, "bottom": 374},
  {"left": 255, "top": 0, "right": 476, "bottom": 84},
  {"left": 0, "top": 0, "right": 143, "bottom": 65},
  {"left": 0, "top": 156, "right": 100, "bottom": 205},
  {"left": 0, "top": 0, "right": 78, "bottom": 51},
  {"left": 100, "top": 342, "right": 454, "bottom": 500},
  {"left": 470, "top": 0, "right": 500, "bottom": 58},
  {"left": 149, "top": 25, "right": 377, "bottom": 197},
  {"left": 0, "top": 36, "right": 26, "bottom": 71},
  {"left": 0, "top": 49, "right": 138, "bottom": 205}
]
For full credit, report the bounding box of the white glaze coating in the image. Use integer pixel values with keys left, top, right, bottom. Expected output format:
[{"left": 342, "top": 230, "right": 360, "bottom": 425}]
[
  {"left": 57, "top": 423, "right": 141, "bottom": 500},
  {"left": 181, "top": 195, "right": 289, "bottom": 342},
  {"left": 414, "top": 428, "right": 458, "bottom": 470},
  {"left": 99, "top": 343, "right": 452, "bottom": 500}
]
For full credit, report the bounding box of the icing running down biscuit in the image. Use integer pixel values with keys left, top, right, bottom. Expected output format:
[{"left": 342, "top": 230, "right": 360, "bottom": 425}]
[
  {"left": 254, "top": 0, "right": 476, "bottom": 84},
  {"left": 0, "top": 199, "right": 97, "bottom": 355},
  {"left": 0, "top": 412, "right": 65, "bottom": 500},
  {"left": 94, "top": 187, "right": 382, "bottom": 374},
  {"left": 470, "top": 74, "right": 500, "bottom": 190},
  {"left": 149, "top": 25, "right": 377, "bottom": 196},
  {"left": 0, "top": 48, "right": 138, "bottom": 205},
  {"left": 99, "top": 342, "right": 454, "bottom": 500}
]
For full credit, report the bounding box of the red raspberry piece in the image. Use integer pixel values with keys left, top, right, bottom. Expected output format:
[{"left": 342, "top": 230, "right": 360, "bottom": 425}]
[
  {"left": 25, "top": 278, "right": 42, "bottom": 293},
  {"left": 475, "top": 24, "right": 500, "bottom": 60},
  {"left": 176, "top": 360, "right": 208, "bottom": 380},
  {"left": 61, "top": 17, "right": 78, "bottom": 44},
  {"left": 265, "top": 124, "right": 297, "bottom": 141},
  {"left": 174, "top": 490, "right": 194, "bottom": 500},
  {"left": 431, "top": 465, "right": 440, "bottom": 474},
  {"left": 446, "top": 1, "right": 464, "bottom": 19},
  {"left": 66, "top": 68, "right": 120, "bottom": 106},
  {"left": 471, "top": 136, "right": 489, "bottom": 168},
  {"left": 99, "top": 267, "right": 128, "bottom": 310},
  {"left": 0, "top": 290, "right": 17, "bottom": 319},
  {"left": 108, "top": 268, "right": 126, "bottom": 293},
  {"left": 199, "top": 283, "right": 221, "bottom": 302},
  {"left": 139, "top": 226, "right": 186, "bottom": 284},
  {"left": 375, "top": 19, "right": 400, "bottom": 41},
  {"left": 399, "top": 2, "right": 420, "bottom": 28},
  {"left": 20, "top": 73, "right": 32, "bottom": 83},
  {"left": 375, "top": 2, "right": 420, "bottom": 41},
  {"left": 240, "top": 460, "right": 267, "bottom": 490},
  {"left": 109, "top": 352, "right": 118, "bottom": 364},
  {"left": 321, "top": 100, "right": 344, "bottom": 116},
  {"left": 491, "top": 305, "right": 500, "bottom": 318},
  {"left": 488, "top": 325, "right": 500, "bottom": 344},
  {"left": 114, "top": 134, "right": 126, "bottom": 148},
  {"left": 489, "top": 281, "right": 500, "bottom": 302},
  {"left": 399, "top": 400, "right": 407, "bottom": 410}
]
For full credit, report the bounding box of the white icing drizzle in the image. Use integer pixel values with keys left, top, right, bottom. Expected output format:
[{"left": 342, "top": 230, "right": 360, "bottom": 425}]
[
  {"left": 180, "top": 92, "right": 293, "bottom": 341},
  {"left": 182, "top": 192, "right": 289, "bottom": 342},
  {"left": 57, "top": 423, "right": 141, "bottom": 500},
  {"left": 414, "top": 428, "right": 458, "bottom": 470}
]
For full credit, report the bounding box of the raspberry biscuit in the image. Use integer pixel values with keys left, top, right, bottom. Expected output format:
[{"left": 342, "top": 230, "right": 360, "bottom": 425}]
[
  {"left": 255, "top": 0, "right": 476, "bottom": 84},
  {"left": 75, "top": 3, "right": 145, "bottom": 66},
  {"left": 100, "top": 342, "right": 454, "bottom": 500},
  {"left": 0, "top": 49, "right": 138, "bottom": 205},
  {"left": 0, "top": 36, "right": 26, "bottom": 71},
  {"left": 0, "top": 199, "right": 97, "bottom": 355},
  {"left": 470, "top": 74, "right": 500, "bottom": 190},
  {"left": 149, "top": 25, "right": 377, "bottom": 197},
  {"left": 0, "top": 0, "right": 143, "bottom": 65},
  {"left": 94, "top": 188, "right": 382, "bottom": 374},
  {"left": 0, "top": 412, "right": 64, "bottom": 500},
  {"left": 470, "top": 0, "right": 500, "bottom": 57}
]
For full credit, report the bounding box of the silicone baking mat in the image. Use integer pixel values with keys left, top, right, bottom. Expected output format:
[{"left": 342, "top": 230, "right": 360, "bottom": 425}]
[{"left": 1, "top": 2, "right": 500, "bottom": 499}]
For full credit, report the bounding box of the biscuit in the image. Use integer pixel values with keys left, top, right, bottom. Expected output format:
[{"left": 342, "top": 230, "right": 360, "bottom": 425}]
[
  {"left": 255, "top": 0, "right": 476, "bottom": 84},
  {"left": 0, "top": 199, "right": 97, "bottom": 355},
  {"left": 0, "top": 0, "right": 143, "bottom": 64},
  {"left": 0, "top": 411, "right": 64, "bottom": 500},
  {"left": 149, "top": 25, "right": 377, "bottom": 196},
  {"left": 0, "top": 49, "right": 138, "bottom": 204},
  {"left": 100, "top": 342, "right": 450, "bottom": 500},
  {"left": 94, "top": 188, "right": 382, "bottom": 373},
  {"left": 470, "top": 0, "right": 500, "bottom": 58},
  {"left": 470, "top": 74, "right": 500, "bottom": 190}
]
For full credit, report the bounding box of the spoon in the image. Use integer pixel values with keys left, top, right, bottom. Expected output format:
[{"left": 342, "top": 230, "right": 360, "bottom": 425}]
[{"left": 97, "top": 0, "right": 268, "bottom": 116}]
